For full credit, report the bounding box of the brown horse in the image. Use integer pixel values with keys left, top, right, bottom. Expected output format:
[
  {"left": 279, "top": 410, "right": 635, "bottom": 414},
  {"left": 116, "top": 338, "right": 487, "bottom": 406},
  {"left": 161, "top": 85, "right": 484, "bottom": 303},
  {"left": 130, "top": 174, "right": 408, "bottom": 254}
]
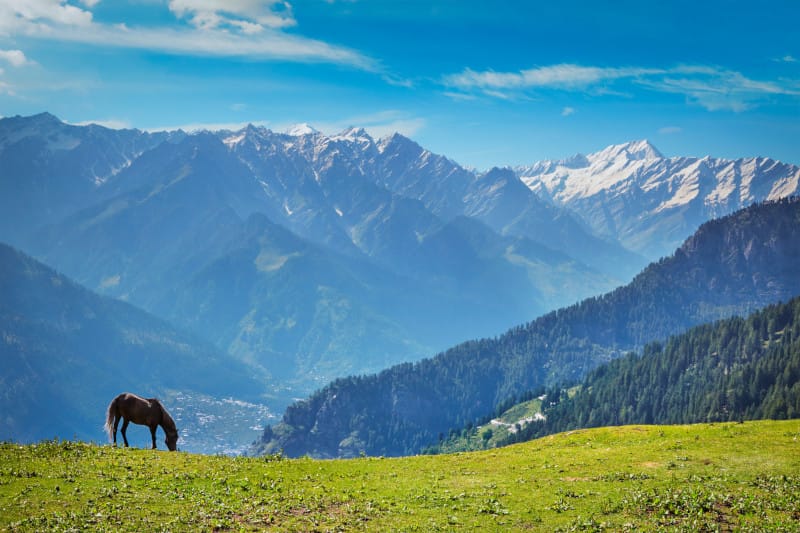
[{"left": 105, "top": 392, "right": 179, "bottom": 451}]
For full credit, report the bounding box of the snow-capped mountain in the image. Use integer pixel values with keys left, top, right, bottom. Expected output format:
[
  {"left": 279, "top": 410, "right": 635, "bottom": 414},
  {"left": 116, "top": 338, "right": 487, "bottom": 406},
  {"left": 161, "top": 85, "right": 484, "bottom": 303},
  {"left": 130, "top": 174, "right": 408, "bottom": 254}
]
[
  {"left": 216, "top": 123, "right": 641, "bottom": 278},
  {"left": 517, "top": 140, "right": 800, "bottom": 258}
]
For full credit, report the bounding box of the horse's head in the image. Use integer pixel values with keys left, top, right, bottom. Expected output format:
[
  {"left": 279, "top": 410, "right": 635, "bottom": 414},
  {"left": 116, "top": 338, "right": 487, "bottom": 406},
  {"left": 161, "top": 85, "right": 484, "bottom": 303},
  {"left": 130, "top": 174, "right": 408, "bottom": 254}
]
[{"left": 165, "top": 430, "right": 179, "bottom": 451}]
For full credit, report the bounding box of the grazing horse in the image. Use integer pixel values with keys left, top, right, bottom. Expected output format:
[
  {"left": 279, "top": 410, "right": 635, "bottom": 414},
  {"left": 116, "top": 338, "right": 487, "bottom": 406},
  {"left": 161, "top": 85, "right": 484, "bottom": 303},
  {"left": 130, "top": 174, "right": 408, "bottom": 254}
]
[{"left": 105, "top": 392, "right": 179, "bottom": 451}]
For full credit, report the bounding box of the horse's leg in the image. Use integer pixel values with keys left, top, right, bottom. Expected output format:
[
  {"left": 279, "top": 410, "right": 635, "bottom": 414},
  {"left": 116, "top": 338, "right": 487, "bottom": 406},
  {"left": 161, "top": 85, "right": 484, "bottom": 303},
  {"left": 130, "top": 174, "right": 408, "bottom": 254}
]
[
  {"left": 149, "top": 425, "right": 157, "bottom": 449},
  {"left": 121, "top": 418, "right": 130, "bottom": 447},
  {"left": 112, "top": 414, "right": 121, "bottom": 446}
]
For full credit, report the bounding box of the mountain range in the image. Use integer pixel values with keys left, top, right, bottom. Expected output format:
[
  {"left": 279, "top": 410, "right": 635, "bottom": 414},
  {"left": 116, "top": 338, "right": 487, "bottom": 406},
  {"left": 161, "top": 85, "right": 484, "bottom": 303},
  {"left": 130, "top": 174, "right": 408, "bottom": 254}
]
[
  {"left": 517, "top": 139, "right": 800, "bottom": 258},
  {"left": 2, "top": 112, "right": 799, "bottom": 454}
]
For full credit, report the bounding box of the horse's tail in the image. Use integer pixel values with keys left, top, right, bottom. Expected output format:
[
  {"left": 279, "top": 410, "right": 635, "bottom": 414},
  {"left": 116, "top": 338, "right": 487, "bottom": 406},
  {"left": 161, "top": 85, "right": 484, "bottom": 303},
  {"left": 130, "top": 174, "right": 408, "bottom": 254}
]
[{"left": 104, "top": 396, "right": 118, "bottom": 442}]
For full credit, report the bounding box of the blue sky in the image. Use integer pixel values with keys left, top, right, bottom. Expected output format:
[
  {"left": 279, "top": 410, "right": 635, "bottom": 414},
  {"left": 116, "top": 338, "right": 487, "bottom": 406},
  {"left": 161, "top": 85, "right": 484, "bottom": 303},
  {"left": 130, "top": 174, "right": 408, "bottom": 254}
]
[{"left": 0, "top": 0, "right": 798, "bottom": 168}]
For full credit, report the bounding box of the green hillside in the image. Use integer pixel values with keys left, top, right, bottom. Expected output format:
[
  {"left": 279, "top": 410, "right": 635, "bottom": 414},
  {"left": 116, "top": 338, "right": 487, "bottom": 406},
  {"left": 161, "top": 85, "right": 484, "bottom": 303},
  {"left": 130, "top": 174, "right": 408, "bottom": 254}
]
[{"left": 2, "top": 420, "right": 799, "bottom": 531}]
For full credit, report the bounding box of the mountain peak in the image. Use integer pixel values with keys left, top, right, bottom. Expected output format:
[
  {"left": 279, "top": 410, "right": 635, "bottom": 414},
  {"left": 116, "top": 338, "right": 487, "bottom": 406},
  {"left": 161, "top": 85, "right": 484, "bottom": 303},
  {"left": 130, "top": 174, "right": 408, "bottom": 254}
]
[
  {"left": 0, "top": 112, "right": 63, "bottom": 132},
  {"left": 333, "top": 126, "right": 373, "bottom": 143},
  {"left": 377, "top": 131, "right": 421, "bottom": 153},
  {"left": 285, "top": 123, "right": 319, "bottom": 137},
  {"left": 590, "top": 140, "right": 663, "bottom": 162},
  {"left": 31, "top": 111, "right": 62, "bottom": 124}
]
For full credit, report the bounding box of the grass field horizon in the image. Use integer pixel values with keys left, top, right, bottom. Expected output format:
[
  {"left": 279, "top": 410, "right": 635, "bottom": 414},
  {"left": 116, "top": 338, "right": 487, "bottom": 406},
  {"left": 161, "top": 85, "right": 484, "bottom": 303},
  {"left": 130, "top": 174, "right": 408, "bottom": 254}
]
[{"left": 2, "top": 420, "right": 799, "bottom": 531}]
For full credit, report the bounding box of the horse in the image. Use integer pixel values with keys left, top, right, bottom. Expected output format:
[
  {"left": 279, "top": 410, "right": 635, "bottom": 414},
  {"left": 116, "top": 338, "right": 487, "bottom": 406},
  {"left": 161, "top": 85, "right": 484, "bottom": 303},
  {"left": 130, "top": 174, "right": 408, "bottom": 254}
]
[{"left": 105, "top": 392, "right": 179, "bottom": 451}]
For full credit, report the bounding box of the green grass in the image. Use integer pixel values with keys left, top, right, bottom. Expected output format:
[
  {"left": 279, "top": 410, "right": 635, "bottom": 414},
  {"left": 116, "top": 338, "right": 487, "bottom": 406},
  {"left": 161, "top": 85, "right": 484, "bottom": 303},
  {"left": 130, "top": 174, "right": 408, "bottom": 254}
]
[{"left": 2, "top": 420, "right": 799, "bottom": 531}]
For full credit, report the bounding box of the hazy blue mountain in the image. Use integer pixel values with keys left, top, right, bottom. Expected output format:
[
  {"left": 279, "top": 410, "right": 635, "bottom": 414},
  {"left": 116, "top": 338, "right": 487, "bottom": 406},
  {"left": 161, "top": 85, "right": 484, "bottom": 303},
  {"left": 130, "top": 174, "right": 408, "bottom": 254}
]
[
  {"left": 3, "top": 114, "right": 623, "bottom": 399},
  {"left": 0, "top": 243, "right": 266, "bottom": 454},
  {"left": 0, "top": 112, "right": 173, "bottom": 247},
  {"left": 29, "top": 133, "right": 267, "bottom": 307},
  {"left": 518, "top": 140, "right": 800, "bottom": 259},
  {"left": 254, "top": 198, "right": 800, "bottom": 458}
]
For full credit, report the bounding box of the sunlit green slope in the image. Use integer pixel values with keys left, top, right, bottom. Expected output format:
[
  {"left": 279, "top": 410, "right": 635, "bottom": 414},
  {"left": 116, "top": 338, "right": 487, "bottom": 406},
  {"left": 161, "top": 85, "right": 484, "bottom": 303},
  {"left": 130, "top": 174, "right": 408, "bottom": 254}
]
[{"left": 2, "top": 420, "right": 798, "bottom": 531}]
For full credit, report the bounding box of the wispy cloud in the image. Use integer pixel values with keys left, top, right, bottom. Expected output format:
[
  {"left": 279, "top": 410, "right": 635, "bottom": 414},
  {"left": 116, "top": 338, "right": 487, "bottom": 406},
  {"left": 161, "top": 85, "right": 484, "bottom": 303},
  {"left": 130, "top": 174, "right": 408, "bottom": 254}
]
[
  {"left": 444, "top": 64, "right": 660, "bottom": 92},
  {"left": 561, "top": 106, "right": 576, "bottom": 117},
  {"left": 0, "top": 49, "right": 32, "bottom": 67},
  {"left": 641, "top": 65, "right": 800, "bottom": 112},
  {"left": 0, "top": 0, "right": 377, "bottom": 70},
  {"left": 0, "top": 0, "right": 94, "bottom": 30},
  {"left": 443, "top": 62, "right": 800, "bottom": 112},
  {"left": 658, "top": 126, "right": 682, "bottom": 135},
  {"left": 168, "top": 0, "right": 296, "bottom": 32}
]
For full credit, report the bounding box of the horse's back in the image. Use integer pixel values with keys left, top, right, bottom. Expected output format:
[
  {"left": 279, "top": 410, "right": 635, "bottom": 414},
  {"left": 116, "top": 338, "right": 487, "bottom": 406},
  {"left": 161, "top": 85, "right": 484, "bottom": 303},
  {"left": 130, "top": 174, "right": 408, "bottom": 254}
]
[
  {"left": 114, "top": 393, "right": 159, "bottom": 424},
  {"left": 117, "top": 392, "right": 144, "bottom": 402}
]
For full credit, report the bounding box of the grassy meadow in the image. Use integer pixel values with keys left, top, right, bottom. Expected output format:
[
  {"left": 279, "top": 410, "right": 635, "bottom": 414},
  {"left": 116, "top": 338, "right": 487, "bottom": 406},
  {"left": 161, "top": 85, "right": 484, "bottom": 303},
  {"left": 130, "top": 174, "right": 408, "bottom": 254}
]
[{"left": 1, "top": 420, "right": 799, "bottom": 531}]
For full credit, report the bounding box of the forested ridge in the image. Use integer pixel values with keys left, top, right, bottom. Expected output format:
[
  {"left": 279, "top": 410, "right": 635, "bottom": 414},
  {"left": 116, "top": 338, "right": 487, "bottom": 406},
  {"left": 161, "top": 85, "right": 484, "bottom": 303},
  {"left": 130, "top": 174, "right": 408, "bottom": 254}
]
[
  {"left": 431, "top": 295, "right": 800, "bottom": 453},
  {"left": 254, "top": 198, "right": 800, "bottom": 458},
  {"left": 506, "top": 295, "right": 800, "bottom": 445}
]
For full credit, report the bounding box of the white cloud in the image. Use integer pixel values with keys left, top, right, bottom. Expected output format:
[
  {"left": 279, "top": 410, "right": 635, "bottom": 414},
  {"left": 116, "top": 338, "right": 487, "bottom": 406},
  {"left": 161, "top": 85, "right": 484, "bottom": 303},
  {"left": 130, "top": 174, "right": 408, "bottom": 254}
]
[
  {"left": 0, "top": 49, "right": 29, "bottom": 67},
  {"left": 443, "top": 62, "right": 800, "bottom": 112},
  {"left": 444, "top": 64, "right": 661, "bottom": 93},
  {"left": 168, "top": 0, "right": 296, "bottom": 31},
  {"left": 0, "top": 0, "right": 375, "bottom": 70},
  {"left": 0, "top": 0, "right": 94, "bottom": 31},
  {"left": 642, "top": 66, "right": 800, "bottom": 112},
  {"left": 561, "top": 106, "right": 575, "bottom": 117},
  {"left": 658, "top": 126, "right": 682, "bottom": 135}
]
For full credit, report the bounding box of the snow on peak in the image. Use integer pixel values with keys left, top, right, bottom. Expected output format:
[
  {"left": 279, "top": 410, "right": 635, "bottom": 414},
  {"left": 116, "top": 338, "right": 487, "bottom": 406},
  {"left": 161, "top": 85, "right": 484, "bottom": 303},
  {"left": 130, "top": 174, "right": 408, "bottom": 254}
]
[
  {"left": 285, "top": 123, "right": 319, "bottom": 136},
  {"left": 590, "top": 140, "right": 663, "bottom": 162},
  {"left": 221, "top": 124, "right": 264, "bottom": 147},
  {"left": 223, "top": 132, "right": 246, "bottom": 147},
  {"left": 377, "top": 132, "right": 420, "bottom": 153},
  {"left": 333, "top": 126, "right": 372, "bottom": 143},
  {"left": 560, "top": 153, "right": 591, "bottom": 169}
]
